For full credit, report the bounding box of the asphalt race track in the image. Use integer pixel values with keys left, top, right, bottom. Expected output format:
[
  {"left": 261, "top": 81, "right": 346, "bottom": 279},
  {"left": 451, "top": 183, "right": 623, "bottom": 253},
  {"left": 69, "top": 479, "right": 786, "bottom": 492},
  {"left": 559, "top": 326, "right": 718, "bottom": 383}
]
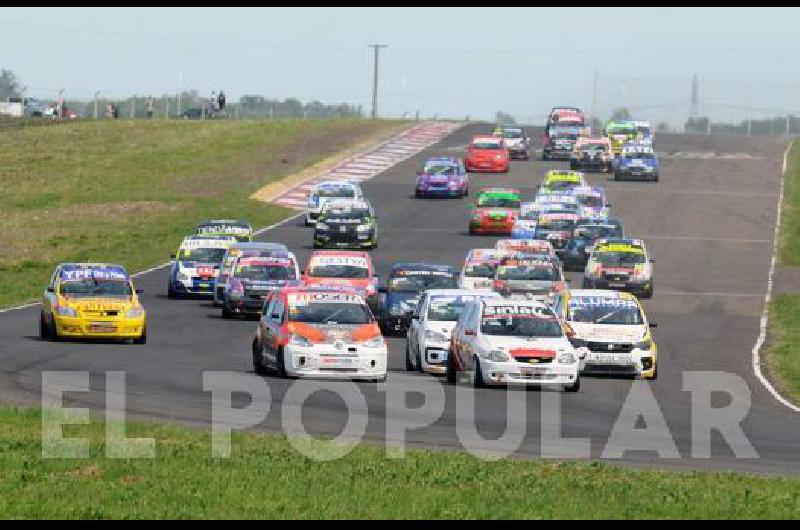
[{"left": 1, "top": 124, "right": 798, "bottom": 474}]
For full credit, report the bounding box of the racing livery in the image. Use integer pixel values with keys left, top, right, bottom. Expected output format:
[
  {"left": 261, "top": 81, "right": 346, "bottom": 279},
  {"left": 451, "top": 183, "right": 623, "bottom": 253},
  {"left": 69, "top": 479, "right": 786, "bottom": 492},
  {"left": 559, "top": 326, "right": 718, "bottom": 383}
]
[
  {"left": 553, "top": 290, "right": 658, "bottom": 380},
  {"left": 213, "top": 242, "right": 290, "bottom": 306},
  {"left": 448, "top": 298, "right": 581, "bottom": 391},
  {"left": 571, "top": 186, "right": 610, "bottom": 220},
  {"left": 493, "top": 126, "right": 530, "bottom": 160},
  {"left": 465, "top": 135, "right": 509, "bottom": 173},
  {"left": 495, "top": 239, "right": 559, "bottom": 265},
  {"left": 305, "top": 180, "right": 363, "bottom": 225},
  {"left": 614, "top": 143, "right": 659, "bottom": 182},
  {"left": 583, "top": 238, "right": 654, "bottom": 298},
  {"left": 221, "top": 254, "right": 301, "bottom": 319},
  {"left": 168, "top": 235, "right": 236, "bottom": 298},
  {"left": 196, "top": 219, "right": 253, "bottom": 242},
  {"left": 563, "top": 221, "right": 624, "bottom": 271},
  {"left": 511, "top": 202, "right": 541, "bottom": 239},
  {"left": 535, "top": 211, "right": 580, "bottom": 255},
  {"left": 538, "top": 170, "right": 587, "bottom": 194},
  {"left": 459, "top": 249, "right": 501, "bottom": 290},
  {"left": 570, "top": 137, "right": 614, "bottom": 172},
  {"left": 40, "top": 263, "right": 146, "bottom": 343},
  {"left": 377, "top": 262, "right": 459, "bottom": 336},
  {"left": 542, "top": 123, "right": 585, "bottom": 160},
  {"left": 301, "top": 251, "right": 378, "bottom": 301},
  {"left": 252, "top": 287, "right": 387, "bottom": 381},
  {"left": 605, "top": 120, "right": 637, "bottom": 155},
  {"left": 415, "top": 157, "right": 469, "bottom": 198},
  {"left": 313, "top": 199, "right": 378, "bottom": 249},
  {"left": 547, "top": 106, "right": 585, "bottom": 127},
  {"left": 468, "top": 188, "right": 522, "bottom": 235},
  {"left": 492, "top": 256, "right": 567, "bottom": 301},
  {"left": 406, "top": 289, "right": 500, "bottom": 375}
]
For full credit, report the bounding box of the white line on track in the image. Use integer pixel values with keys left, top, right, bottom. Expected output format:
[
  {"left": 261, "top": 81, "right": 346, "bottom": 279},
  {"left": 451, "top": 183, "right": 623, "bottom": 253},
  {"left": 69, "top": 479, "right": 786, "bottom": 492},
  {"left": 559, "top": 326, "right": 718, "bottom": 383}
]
[{"left": 751, "top": 142, "right": 800, "bottom": 413}]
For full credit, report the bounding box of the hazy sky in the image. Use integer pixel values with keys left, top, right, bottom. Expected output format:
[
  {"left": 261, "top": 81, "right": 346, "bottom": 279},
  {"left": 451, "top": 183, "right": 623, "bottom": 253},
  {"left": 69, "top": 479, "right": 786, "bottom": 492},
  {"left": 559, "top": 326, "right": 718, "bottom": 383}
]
[{"left": 2, "top": 7, "right": 800, "bottom": 124}]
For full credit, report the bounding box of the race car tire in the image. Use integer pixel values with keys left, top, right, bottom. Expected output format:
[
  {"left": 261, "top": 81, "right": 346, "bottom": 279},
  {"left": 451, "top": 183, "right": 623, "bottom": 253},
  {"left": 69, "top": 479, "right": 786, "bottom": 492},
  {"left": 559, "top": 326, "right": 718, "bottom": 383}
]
[
  {"left": 469, "top": 225, "right": 476, "bottom": 236},
  {"left": 652, "top": 174, "right": 659, "bottom": 182},
  {"left": 133, "top": 327, "right": 147, "bottom": 345},
  {"left": 415, "top": 190, "right": 422, "bottom": 199},
  {"left": 405, "top": 342, "right": 415, "bottom": 371},
  {"left": 39, "top": 313, "right": 49, "bottom": 341},
  {"left": 446, "top": 350, "right": 457, "bottom": 385},
  {"left": 313, "top": 242, "right": 322, "bottom": 249},
  {"left": 464, "top": 187, "right": 469, "bottom": 197},
  {"left": 252, "top": 339, "right": 267, "bottom": 376},
  {"left": 642, "top": 284, "right": 654, "bottom": 299},
  {"left": 276, "top": 348, "right": 288, "bottom": 378},
  {"left": 564, "top": 376, "right": 581, "bottom": 393},
  {"left": 645, "top": 365, "right": 658, "bottom": 381},
  {"left": 221, "top": 305, "right": 232, "bottom": 319},
  {"left": 473, "top": 357, "right": 487, "bottom": 389},
  {"left": 167, "top": 285, "right": 179, "bottom": 299}
]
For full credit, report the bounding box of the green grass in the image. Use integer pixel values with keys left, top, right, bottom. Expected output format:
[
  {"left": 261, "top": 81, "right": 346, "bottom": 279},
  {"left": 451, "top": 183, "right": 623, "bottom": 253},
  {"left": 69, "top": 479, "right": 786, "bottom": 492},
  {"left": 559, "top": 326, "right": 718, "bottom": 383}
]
[
  {"left": 779, "top": 142, "right": 800, "bottom": 265},
  {"left": 0, "top": 118, "right": 404, "bottom": 307},
  {"left": 0, "top": 408, "right": 797, "bottom": 519}
]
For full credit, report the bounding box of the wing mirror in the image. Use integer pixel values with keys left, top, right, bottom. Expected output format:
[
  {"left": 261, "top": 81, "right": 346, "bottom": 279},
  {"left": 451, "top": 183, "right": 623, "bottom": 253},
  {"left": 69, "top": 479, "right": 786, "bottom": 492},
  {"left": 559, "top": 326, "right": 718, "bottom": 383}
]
[
  {"left": 464, "top": 329, "right": 476, "bottom": 336},
  {"left": 46, "top": 287, "right": 55, "bottom": 293},
  {"left": 136, "top": 289, "right": 144, "bottom": 295},
  {"left": 649, "top": 321, "right": 658, "bottom": 328}
]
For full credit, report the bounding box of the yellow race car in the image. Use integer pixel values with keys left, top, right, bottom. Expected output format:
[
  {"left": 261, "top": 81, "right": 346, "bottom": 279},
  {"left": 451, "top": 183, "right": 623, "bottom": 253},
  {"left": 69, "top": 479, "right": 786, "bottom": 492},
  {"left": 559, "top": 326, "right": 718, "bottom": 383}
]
[
  {"left": 39, "top": 263, "right": 146, "bottom": 344},
  {"left": 538, "top": 170, "right": 587, "bottom": 194}
]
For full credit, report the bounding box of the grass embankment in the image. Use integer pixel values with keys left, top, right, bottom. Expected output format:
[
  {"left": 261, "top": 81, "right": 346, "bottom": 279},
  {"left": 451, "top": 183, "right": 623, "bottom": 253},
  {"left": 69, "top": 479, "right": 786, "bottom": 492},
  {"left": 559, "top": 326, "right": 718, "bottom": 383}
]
[
  {"left": 0, "top": 118, "right": 405, "bottom": 307},
  {"left": 0, "top": 408, "right": 798, "bottom": 519}
]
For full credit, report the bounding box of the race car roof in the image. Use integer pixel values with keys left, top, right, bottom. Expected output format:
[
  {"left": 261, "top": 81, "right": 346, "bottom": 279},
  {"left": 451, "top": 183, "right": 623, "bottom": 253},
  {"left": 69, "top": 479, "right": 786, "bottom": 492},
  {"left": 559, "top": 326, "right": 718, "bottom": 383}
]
[
  {"left": 180, "top": 235, "right": 237, "bottom": 249},
  {"left": 425, "top": 288, "right": 500, "bottom": 298},
  {"left": 571, "top": 186, "right": 605, "bottom": 197},
  {"left": 478, "top": 187, "right": 521, "bottom": 196},
  {"left": 197, "top": 219, "right": 252, "bottom": 228},
  {"left": 310, "top": 250, "right": 371, "bottom": 259},
  {"left": 481, "top": 297, "right": 552, "bottom": 311},
  {"left": 390, "top": 262, "right": 458, "bottom": 275}
]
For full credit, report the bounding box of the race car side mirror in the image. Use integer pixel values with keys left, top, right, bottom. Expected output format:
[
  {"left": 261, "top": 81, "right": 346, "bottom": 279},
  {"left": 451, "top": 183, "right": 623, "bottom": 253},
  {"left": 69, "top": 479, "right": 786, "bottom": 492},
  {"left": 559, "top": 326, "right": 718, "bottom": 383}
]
[
  {"left": 649, "top": 322, "right": 658, "bottom": 328},
  {"left": 300, "top": 270, "right": 305, "bottom": 275},
  {"left": 46, "top": 287, "right": 54, "bottom": 293},
  {"left": 136, "top": 289, "right": 144, "bottom": 295},
  {"left": 170, "top": 254, "right": 176, "bottom": 259}
]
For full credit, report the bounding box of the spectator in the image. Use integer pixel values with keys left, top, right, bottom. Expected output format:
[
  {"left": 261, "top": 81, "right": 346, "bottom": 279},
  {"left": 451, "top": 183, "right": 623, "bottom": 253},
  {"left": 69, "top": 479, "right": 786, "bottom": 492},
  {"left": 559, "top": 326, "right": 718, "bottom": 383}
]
[
  {"left": 146, "top": 95, "right": 154, "bottom": 119},
  {"left": 112, "top": 104, "right": 119, "bottom": 119},
  {"left": 217, "top": 90, "right": 226, "bottom": 111}
]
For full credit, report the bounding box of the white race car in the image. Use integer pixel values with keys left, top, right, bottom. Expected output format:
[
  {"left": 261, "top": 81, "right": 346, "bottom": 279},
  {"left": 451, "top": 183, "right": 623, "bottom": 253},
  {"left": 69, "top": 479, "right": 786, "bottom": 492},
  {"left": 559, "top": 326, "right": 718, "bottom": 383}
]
[
  {"left": 448, "top": 298, "right": 581, "bottom": 391},
  {"left": 305, "top": 181, "right": 364, "bottom": 226},
  {"left": 406, "top": 288, "right": 500, "bottom": 375},
  {"left": 459, "top": 249, "right": 501, "bottom": 290}
]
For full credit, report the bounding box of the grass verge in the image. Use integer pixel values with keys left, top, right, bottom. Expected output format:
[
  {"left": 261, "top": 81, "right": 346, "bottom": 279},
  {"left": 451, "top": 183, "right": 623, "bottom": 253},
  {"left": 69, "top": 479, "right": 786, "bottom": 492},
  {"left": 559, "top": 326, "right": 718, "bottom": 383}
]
[
  {"left": 0, "top": 118, "right": 407, "bottom": 307},
  {"left": 0, "top": 408, "right": 798, "bottom": 519}
]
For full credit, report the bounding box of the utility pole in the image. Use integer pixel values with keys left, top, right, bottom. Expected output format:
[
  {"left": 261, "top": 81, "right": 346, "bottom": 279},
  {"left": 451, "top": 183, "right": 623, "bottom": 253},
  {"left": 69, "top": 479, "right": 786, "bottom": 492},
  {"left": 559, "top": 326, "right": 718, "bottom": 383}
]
[
  {"left": 94, "top": 91, "right": 99, "bottom": 119},
  {"left": 368, "top": 44, "right": 387, "bottom": 120},
  {"left": 591, "top": 70, "right": 598, "bottom": 129},
  {"left": 746, "top": 82, "right": 752, "bottom": 137},
  {"left": 130, "top": 94, "right": 136, "bottom": 119}
]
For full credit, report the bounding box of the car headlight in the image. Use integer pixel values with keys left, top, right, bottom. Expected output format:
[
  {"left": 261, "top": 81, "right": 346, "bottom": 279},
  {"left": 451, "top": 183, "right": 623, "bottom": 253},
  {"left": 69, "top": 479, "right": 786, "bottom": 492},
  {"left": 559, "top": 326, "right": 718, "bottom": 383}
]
[
  {"left": 356, "top": 224, "right": 371, "bottom": 232},
  {"left": 495, "top": 154, "right": 503, "bottom": 161},
  {"left": 55, "top": 305, "right": 77, "bottom": 317},
  {"left": 125, "top": 307, "right": 144, "bottom": 318},
  {"left": 363, "top": 336, "right": 385, "bottom": 348},
  {"left": 289, "top": 334, "right": 313, "bottom": 347},
  {"left": 315, "top": 223, "right": 328, "bottom": 230},
  {"left": 425, "top": 330, "right": 449, "bottom": 343},
  {"left": 634, "top": 338, "right": 653, "bottom": 350},
  {"left": 482, "top": 349, "right": 510, "bottom": 362},
  {"left": 557, "top": 352, "right": 577, "bottom": 364},
  {"left": 178, "top": 272, "right": 189, "bottom": 281}
]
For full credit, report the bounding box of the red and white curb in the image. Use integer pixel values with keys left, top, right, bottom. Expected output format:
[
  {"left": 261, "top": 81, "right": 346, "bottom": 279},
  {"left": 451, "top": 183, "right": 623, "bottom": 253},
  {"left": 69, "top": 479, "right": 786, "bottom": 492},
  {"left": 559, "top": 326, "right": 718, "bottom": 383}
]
[{"left": 271, "top": 121, "right": 463, "bottom": 209}]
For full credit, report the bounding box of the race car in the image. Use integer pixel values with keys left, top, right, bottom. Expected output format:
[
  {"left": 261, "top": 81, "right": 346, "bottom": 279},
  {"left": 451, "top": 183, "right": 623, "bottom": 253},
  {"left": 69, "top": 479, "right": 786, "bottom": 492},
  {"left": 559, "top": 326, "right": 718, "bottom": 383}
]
[
  {"left": 459, "top": 249, "right": 502, "bottom": 290},
  {"left": 547, "top": 107, "right": 585, "bottom": 127},
  {"left": 406, "top": 289, "right": 500, "bottom": 375},
  {"left": 301, "top": 250, "right": 378, "bottom": 301},
  {"left": 447, "top": 298, "right": 581, "bottom": 391},
  {"left": 535, "top": 211, "right": 580, "bottom": 255},
  {"left": 168, "top": 235, "right": 237, "bottom": 298},
  {"left": 542, "top": 123, "right": 585, "bottom": 161},
  {"left": 631, "top": 120, "right": 655, "bottom": 146},
  {"left": 532, "top": 192, "right": 582, "bottom": 218},
  {"left": 251, "top": 286, "right": 387, "bottom": 382},
  {"left": 614, "top": 143, "right": 659, "bottom": 182},
  {"left": 583, "top": 238, "right": 654, "bottom": 299},
  {"left": 495, "top": 239, "right": 559, "bottom": 265},
  {"left": 493, "top": 126, "right": 530, "bottom": 160},
  {"left": 221, "top": 254, "right": 301, "bottom": 319},
  {"left": 570, "top": 137, "right": 614, "bottom": 173},
  {"left": 196, "top": 219, "right": 253, "bottom": 242},
  {"left": 468, "top": 187, "right": 522, "bottom": 235},
  {"left": 305, "top": 180, "right": 364, "bottom": 226},
  {"left": 492, "top": 256, "right": 567, "bottom": 301},
  {"left": 538, "top": 170, "right": 587, "bottom": 194},
  {"left": 39, "top": 263, "right": 147, "bottom": 343},
  {"left": 464, "top": 135, "right": 509, "bottom": 173},
  {"left": 563, "top": 221, "right": 624, "bottom": 272},
  {"left": 511, "top": 202, "right": 541, "bottom": 239},
  {"left": 571, "top": 186, "right": 610, "bottom": 221},
  {"left": 415, "top": 157, "right": 469, "bottom": 198},
  {"left": 605, "top": 120, "right": 637, "bottom": 155},
  {"left": 213, "top": 242, "right": 290, "bottom": 306},
  {"left": 313, "top": 199, "right": 378, "bottom": 249},
  {"left": 552, "top": 290, "right": 658, "bottom": 380},
  {"left": 376, "top": 262, "right": 459, "bottom": 336}
]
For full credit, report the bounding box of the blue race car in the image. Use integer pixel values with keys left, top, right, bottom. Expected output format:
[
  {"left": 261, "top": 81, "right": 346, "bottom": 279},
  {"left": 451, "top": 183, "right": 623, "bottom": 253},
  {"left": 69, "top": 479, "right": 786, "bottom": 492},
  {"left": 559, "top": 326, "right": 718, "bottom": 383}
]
[
  {"left": 415, "top": 157, "right": 469, "bottom": 198},
  {"left": 614, "top": 143, "right": 659, "bottom": 182}
]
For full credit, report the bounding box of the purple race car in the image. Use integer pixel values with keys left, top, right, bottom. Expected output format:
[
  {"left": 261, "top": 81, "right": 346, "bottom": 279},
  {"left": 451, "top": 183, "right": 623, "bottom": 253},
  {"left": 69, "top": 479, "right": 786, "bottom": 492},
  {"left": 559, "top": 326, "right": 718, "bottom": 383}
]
[{"left": 414, "top": 157, "right": 469, "bottom": 199}]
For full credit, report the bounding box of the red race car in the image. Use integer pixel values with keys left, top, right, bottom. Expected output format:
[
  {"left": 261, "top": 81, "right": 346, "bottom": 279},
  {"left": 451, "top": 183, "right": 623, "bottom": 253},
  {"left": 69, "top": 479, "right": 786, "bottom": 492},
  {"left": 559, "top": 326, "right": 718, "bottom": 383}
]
[
  {"left": 468, "top": 187, "right": 522, "bottom": 235},
  {"left": 301, "top": 250, "right": 378, "bottom": 301},
  {"left": 465, "top": 135, "right": 509, "bottom": 173}
]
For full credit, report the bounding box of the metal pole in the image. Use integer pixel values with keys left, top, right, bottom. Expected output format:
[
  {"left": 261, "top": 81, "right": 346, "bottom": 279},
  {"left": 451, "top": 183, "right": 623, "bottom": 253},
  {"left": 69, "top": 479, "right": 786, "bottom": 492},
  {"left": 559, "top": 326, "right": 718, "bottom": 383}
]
[
  {"left": 368, "top": 44, "right": 387, "bottom": 120},
  {"left": 591, "top": 70, "right": 598, "bottom": 129},
  {"left": 130, "top": 95, "right": 136, "bottom": 119},
  {"left": 94, "top": 91, "right": 99, "bottom": 119}
]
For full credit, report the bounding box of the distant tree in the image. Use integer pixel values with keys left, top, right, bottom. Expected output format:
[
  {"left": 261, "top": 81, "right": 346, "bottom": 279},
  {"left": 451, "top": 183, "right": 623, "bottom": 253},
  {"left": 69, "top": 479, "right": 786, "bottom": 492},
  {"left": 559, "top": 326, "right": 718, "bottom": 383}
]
[
  {"left": 495, "top": 111, "right": 516, "bottom": 125},
  {"left": 610, "top": 108, "right": 631, "bottom": 122},
  {"left": 0, "top": 69, "right": 21, "bottom": 99}
]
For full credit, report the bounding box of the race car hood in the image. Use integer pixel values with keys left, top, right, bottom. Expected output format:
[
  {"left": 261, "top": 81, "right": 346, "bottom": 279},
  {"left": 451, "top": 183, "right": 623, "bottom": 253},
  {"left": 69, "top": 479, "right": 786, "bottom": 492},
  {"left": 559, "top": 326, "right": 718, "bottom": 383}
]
[
  {"left": 60, "top": 297, "right": 134, "bottom": 314},
  {"left": 570, "top": 323, "right": 646, "bottom": 344},
  {"left": 481, "top": 336, "right": 571, "bottom": 356},
  {"left": 287, "top": 322, "right": 382, "bottom": 345},
  {"left": 504, "top": 279, "right": 556, "bottom": 295},
  {"left": 504, "top": 138, "right": 524, "bottom": 148},
  {"left": 468, "top": 149, "right": 506, "bottom": 160},
  {"left": 383, "top": 291, "right": 420, "bottom": 313}
]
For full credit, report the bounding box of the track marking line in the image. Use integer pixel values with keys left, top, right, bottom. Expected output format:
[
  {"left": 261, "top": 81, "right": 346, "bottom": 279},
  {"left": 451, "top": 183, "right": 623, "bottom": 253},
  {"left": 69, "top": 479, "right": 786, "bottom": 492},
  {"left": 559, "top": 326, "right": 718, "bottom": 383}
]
[{"left": 752, "top": 142, "right": 800, "bottom": 413}]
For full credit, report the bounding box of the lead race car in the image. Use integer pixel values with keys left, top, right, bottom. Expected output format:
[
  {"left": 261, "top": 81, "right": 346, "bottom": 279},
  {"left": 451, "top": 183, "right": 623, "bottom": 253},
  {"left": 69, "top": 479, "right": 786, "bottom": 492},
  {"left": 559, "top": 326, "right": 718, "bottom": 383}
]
[
  {"left": 414, "top": 156, "right": 469, "bottom": 198},
  {"left": 465, "top": 135, "right": 509, "bottom": 173},
  {"left": 305, "top": 180, "right": 364, "bottom": 226}
]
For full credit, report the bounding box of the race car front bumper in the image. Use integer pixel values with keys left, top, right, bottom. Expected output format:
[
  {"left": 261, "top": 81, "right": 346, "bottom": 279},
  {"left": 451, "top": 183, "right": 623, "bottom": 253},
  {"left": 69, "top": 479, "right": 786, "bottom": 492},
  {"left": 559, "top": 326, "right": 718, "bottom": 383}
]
[
  {"left": 420, "top": 340, "right": 449, "bottom": 375},
  {"left": 223, "top": 293, "right": 268, "bottom": 316},
  {"left": 507, "top": 146, "right": 529, "bottom": 159},
  {"left": 282, "top": 343, "right": 388, "bottom": 380},
  {"left": 314, "top": 231, "right": 376, "bottom": 249},
  {"left": 416, "top": 186, "right": 464, "bottom": 198},
  {"left": 170, "top": 278, "right": 216, "bottom": 297},
  {"left": 616, "top": 169, "right": 658, "bottom": 181},
  {"left": 574, "top": 159, "right": 612, "bottom": 172},
  {"left": 580, "top": 344, "right": 656, "bottom": 379},
  {"left": 477, "top": 358, "right": 579, "bottom": 387},
  {"left": 466, "top": 159, "right": 508, "bottom": 172},
  {"left": 470, "top": 221, "right": 514, "bottom": 235},
  {"left": 543, "top": 147, "right": 573, "bottom": 160},
  {"left": 53, "top": 315, "right": 145, "bottom": 339}
]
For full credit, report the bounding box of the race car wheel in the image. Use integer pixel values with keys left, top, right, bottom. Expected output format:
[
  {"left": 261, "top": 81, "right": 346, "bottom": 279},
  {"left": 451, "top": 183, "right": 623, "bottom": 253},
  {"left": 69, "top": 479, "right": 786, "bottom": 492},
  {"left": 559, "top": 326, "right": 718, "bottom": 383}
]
[
  {"left": 446, "top": 350, "right": 457, "bottom": 385},
  {"left": 313, "top": 242, "right": 322, "bottom": 249},
  {"left": 469, "top": 225, "right": 476, "bottom": 236},
  {"left": 643, "top": 284, "right": 654, "bottom": 299},
  {"left": 276, "top": 348, "right": 288, "bottom": 378},
  {"left": 464, "top": 187, "right": 469, "bottom": 197},
  {"left": 564, "top": 376, "right": 581, "bottom": 393},
  {"left": 415, "top": 190, "right": 422, "bottom": 199},
  {"left": 252, "top": 339, "right": 267, "bottom": 376},
  {"left": 473, "top": 357, "right": 486, "bottom": 389},
  {"left": 645, "top": 365, "right": 658, "bottom": 381},
  {"left": 133, "top": 327, "right": 147, "bottom": 345},
  {"left": 39, "top": 313, "right": 49, "bottom": 341},
  {"left": 221, "top": 305, "right": 232, "bottom": 319},
  {"left": 167, "top": 285, "right": 179, "bottom": 299},
  {"left": 405, "top": 342, "right": 415, "bottom": 371}
]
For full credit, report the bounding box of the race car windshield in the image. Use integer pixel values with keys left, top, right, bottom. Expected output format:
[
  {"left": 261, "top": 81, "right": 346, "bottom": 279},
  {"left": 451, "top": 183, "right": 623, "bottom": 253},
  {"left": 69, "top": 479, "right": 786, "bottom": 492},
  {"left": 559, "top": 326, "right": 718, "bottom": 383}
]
[
  {"left": 497, "top": 266, "right": 559, "bottom": 281},
  {"left": 235, "top": 265, "right": 294, "bottom": 281},
  {"left": 423, "top": 164, "right": 456, "bottom": 175},
  {"left": 464, "top": 263, "right": 496, "bottom": 278},
  {"left": 427, "top": 299, "right": 469, "bottom": 322},
  {"left": 322, "top": 208, "right": 371, "bottom": 221},
  {"left": 576, "top": 225, "right": 621, "bottom": 240},
  {"left": 481, "top": 315, "right": 563, "bottom": 338},
  {"left": 544, "top": 181, "right": 579, "bottom": 192},
  {"left": 288, "top": 302, "right": 372, "bottom": 325},
  {"left": 317, "top": 188, "right": 356, "bottom": 199},
  {"left": 388, "top": 273, "right": 458, "bottom": 293},
  {"left": 471, "top": 141, "right": 504, "bottom": 150},
  {"left": 308, "top": 265, "right": 369, "bottom": 279},
  {"left": 595, "top": 251, "right": 646, "bottom": 265},
  {"left": 584, "top": 144, "right": 608, "bottom": 152},
  {"left": 568, "top": 303, "right": 644, "bottom": 325},
  {"left": 501, "top": 130, "right": 523, "bottom": 139},
  {"left": 178, "top": 248, "right": 227, "bottom": 264},
  {"left": 577, "top": 196, "right": 604, "bottom": 208},
  {"left": 60, "top": 279, "right": 132, "bottom": 298},
  {"left": 539, "top": 219, "right": 576, "bottom": 231},
  {"left": 478, "top": 196, "right": 520, "bottom": 209}
]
